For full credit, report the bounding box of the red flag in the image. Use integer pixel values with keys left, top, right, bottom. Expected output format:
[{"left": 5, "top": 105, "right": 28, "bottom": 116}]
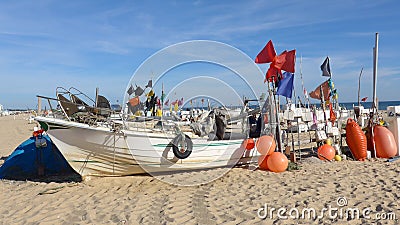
[
  {"left": 281, "top": 49, "right": 296, "bottom": 73},
  {"left": 271, "top": 51, "right": 287, "bottom": 70},
  {"left": 255, "top": 40, "right": 276, "bottom": 64},
  {"left": 164, "top": 99, "right": 169, "bottom": 106},
  {"left": 309, "top": 81, "right": 330, "bottom": 100},
  {"left": 361, "top": 97, "right": 368, "bottom": 102},
  {"left": 264, "top": 66, "right": 277, "bottom": 83},
  {"left": 264, "top": 52, "right": 287, "bottom": 83},
  {"left": 329, "top": 103, "right": 336, "bottom": 122}
]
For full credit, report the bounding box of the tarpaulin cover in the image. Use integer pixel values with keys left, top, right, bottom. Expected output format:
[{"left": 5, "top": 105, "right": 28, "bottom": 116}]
[{"left": 0, "top": 135, "right": 74, "bottom": 180}]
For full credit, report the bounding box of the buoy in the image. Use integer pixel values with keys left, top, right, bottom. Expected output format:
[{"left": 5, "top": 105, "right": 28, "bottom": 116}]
[
  {"left": 256, "top": 135, "right": 276, "bottom": 155},
  {"left": 242, "top": 138, "right": 255, "bottom": 150},
  {"left": 373, "top": 125, "right": 398, "bottom": 158},
  {"left": 334, "top": 155, "right": 342, "bottom": 161},
  {"left": 258, "top": 155, "right": 270, "bottom": 170},
  {"left": 324, "top": 138, "right": 332, "bottom": 146},
  {"left": 317, "top": 144, "right": 335, "bottom": 161},
  {"left": 267, "top": 152, "right": 288, "bottom": 173},
  {"left": 345, "top": 118, "right": 367, "bottom": 161}
]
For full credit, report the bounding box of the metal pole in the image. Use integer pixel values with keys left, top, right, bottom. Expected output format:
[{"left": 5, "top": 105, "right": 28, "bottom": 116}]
[
  {"left": 358, "top": 67, "right": 364, "bottom": 106},
  {"left": 272, "top": 81, "right": 283, "bottom": 153},
  {"left": 372, "top": 32, "right": 379, "bottom": 113}
]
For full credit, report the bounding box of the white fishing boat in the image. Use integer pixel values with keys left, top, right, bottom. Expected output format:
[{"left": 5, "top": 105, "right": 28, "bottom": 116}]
[{"left": 34, "top": 87, "right": 258, "bottom": 177}]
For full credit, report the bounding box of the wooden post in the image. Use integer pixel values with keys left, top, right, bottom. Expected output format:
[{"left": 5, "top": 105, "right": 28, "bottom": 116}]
[{"left": 37, "top": 96, "right": 42, "bottom": 115}]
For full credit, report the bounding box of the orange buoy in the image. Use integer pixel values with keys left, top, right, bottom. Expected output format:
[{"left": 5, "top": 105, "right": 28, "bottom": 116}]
[
  {"left": 242, "top": 138, "right": 255, "bottom": 150},
  {"left": 267, "top": 152, "right": 288, "bottom": 173},
  {"left": 317, "top": 144, "right": 335, "bottom": 161},
  {"left": 373, "top": 125, "right": 398, "bottom": 158},
  {"left": 258, "top": 155, "right": 270, "bottom": 170},
  {"left": 345, "top": 118, "right": 367, "bottom": 161},
  {"left": 256, "top": 135, "right": 276, "bottom": 155}
]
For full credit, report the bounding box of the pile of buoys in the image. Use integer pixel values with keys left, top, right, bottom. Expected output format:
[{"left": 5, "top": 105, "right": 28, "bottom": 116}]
[
  {"left": 256, "top": 136, "right": 288, "bottom": 173},
  {"left": 373, "top": 125, "right": 398, "bottom": 158},
  {"left": 345, "top": 118, "right": 367, "bottom": 161}
]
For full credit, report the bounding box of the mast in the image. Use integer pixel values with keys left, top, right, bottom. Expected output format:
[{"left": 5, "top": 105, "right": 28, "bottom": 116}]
[
  {"left": 372, "top": 32, "right": 379, "bottom": 113},
  {"left": 299, "top": 56, "right": 309, "bottom": 108}
]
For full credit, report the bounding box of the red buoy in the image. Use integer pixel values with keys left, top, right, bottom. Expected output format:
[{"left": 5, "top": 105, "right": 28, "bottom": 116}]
[
  {"left": 242, "top": 138, "right": 255, "bottom": 150},
  {"left": 317, "top": 144, "right": 335, "bottom": 161},
  {"left": 345, "top": 118, "right": 367, "bottom": 161},
  {"left": 374, "top": 125, "right": 398, "bottom": 158}
]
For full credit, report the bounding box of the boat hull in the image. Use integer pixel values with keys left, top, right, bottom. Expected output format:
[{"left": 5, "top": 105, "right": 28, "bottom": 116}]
[
  {"left": 124, "top": 130, "right": 248, "bottom": 174},
  {"left": 35, "top": 116, "right": 255, "bottom": 177}
]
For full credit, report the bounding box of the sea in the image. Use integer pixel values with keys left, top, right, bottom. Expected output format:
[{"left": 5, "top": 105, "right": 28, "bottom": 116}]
[
  {"left": 183, "top": 101, "right": 400, "bottom": 111},
  {"left": 291, "top": 101, "right": 400, "bottom": 111},
  {"left": 325, "top": 101, "right": 400, "bottom": 111}
]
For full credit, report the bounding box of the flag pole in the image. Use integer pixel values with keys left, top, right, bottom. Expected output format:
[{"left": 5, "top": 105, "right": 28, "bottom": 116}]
[
  {"left": 357, "top": 67, "right": 364, "bottom": 107},
  {"left": 161, "top": 82, "right": 164, "bottom": 113},
  {"left": 372, "top": 32, "right": 379, "bottom": 115},
  {"left": 320, "top": 85, "right": 328, "bottom": 134},
  {"left": 272, "top": 80, "right": 283, "bottom": 153}
]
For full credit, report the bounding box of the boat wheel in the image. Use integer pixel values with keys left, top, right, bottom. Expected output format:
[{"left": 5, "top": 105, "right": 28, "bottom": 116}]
[{"left": 172, "top": 134, "right": 193, "bottom": 159}]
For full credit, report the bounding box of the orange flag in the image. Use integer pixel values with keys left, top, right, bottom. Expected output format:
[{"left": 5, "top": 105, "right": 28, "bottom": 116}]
[{"left": 309, "top": 80, "right": 330, "bottom": 100}]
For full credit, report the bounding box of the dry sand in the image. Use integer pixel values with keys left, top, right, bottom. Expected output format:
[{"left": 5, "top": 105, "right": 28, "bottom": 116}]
[{"left": 0, "top": 114, "right": 399, "bottom": 224}]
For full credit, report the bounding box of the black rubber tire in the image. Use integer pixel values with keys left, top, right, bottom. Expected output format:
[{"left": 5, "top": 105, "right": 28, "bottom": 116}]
[{"left": 172, "top": 134, "right": 193, "bottom": 159}]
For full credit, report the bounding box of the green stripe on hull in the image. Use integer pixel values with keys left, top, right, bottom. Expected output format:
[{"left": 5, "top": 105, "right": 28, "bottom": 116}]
[{"left": 153, "top": 141, "right": 243, "bottom": 148}]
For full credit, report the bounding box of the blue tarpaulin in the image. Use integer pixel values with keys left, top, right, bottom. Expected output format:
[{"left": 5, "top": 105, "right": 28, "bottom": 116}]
[{"left": 0, "top": 135, "right": 75, "bottom": 180}]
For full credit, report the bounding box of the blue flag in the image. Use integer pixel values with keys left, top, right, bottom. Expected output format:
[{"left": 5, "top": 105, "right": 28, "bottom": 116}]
[{"left": 276, "top": 72, "right": 294, "bottom": 98}]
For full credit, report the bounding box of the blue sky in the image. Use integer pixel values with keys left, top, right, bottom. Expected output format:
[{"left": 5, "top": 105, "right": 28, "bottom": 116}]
[{"left": 0, "top": 0, "right": 399, "bottom": 109}]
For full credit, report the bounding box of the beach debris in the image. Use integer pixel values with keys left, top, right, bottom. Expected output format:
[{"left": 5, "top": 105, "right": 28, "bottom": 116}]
[
  {"left": 387, "top": 156, "right": 400, "bottom": 162},
  {"left": 287, "top": 162, "right": 301, "bottom": 171},
  {"left": 37, "top": 183, "right": 78, "bottom": 195},
  {"left": 317, "top": 144, "right": 335, "bottom": 161},
  {"left": 38, "top": 186, "right": 65, "bottom": 195},
  {"left": 266, "top": 152, "right": 288, "bottom": 173}
]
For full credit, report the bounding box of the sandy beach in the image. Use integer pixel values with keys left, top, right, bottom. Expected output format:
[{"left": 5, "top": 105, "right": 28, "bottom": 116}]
[{"left": 0, "top": 114, "right": 399, "bottom": 224}]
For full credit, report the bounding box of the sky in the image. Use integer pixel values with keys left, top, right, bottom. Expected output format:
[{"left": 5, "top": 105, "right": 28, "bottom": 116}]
[{"left": 0, "top": 0, "right": 399, "bottom": 109}]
